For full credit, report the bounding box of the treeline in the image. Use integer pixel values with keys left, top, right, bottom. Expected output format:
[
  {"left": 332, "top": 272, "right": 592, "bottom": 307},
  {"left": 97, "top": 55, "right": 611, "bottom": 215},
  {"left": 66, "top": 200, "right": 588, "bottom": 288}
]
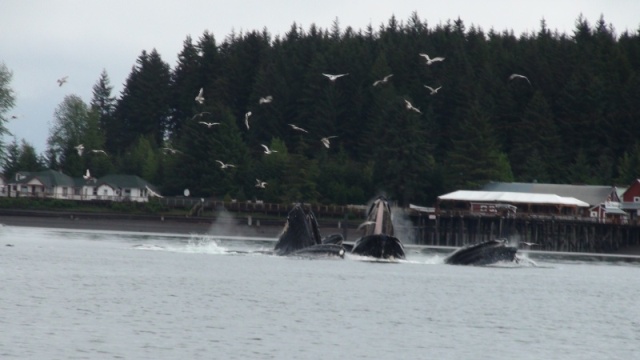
[{"left": 6, "top": 13, "right": 640, "bottom": 206}]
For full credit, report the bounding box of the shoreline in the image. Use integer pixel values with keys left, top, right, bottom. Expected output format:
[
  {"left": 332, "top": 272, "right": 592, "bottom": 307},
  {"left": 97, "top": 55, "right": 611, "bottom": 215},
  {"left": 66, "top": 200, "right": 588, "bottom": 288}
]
[{"left": 3, "top": 212, "right": 640, "bottom": 256}]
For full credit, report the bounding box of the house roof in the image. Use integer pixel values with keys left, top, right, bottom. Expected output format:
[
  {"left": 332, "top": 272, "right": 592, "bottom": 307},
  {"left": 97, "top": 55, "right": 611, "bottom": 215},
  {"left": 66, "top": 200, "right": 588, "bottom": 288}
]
[
  {"left": 481, "top": 182, "right": 617, "bottom": 206},
  {"left": 97, "top": 174, "right": 161, "bottom": 195},
  {"left": 438, "top": 190, "right": 590, "bottom": 207},
  {"left": 14, "top": 170, "right": 76, "bottom": 188}
]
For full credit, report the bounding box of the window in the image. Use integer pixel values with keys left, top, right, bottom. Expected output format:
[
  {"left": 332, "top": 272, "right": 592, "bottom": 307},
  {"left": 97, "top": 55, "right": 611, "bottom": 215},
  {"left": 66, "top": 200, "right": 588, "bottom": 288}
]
[
  {"left": 634, "top": 196, "right": 640, "bottom": 203},
  {"left": 62, "top": 187, "right": 68, "bottom": 196},
  {"left": 93, "top": 187, "right": 98, "bottom": 196}
]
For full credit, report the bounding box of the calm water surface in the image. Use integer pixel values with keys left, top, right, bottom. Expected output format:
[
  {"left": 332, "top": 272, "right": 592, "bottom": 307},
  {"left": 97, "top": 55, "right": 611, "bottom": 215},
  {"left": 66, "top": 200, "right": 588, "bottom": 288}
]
[{"left": 1, "top": 225, "right": 639, "bottom": 359}]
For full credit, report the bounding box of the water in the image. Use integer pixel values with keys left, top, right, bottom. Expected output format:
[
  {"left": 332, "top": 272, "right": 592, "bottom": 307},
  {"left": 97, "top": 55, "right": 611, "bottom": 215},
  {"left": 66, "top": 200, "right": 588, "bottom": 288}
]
[{"left": 1, "top": 225, "right": 639, "bottom": 359}]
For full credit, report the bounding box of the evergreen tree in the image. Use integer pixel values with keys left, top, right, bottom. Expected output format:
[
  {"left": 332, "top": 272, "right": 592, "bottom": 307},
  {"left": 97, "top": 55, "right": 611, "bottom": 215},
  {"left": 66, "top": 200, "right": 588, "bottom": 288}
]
[
  {"left": 113, "top": 49, "right": 171, "bottom": 151},
  {"left": 0, "top": 63, "right": 16, "bottom": 162}
]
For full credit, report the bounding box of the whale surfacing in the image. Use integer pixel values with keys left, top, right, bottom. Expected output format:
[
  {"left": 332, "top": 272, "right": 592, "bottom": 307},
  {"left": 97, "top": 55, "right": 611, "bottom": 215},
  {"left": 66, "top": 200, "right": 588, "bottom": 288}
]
[
  {"left": 351, "top": 196, "right": 405, "bottom": 260},
  {"left": 444, "top": 239, "right": 518, "bottom": 266},
  {"left": 274, "top": 204, "right": 345, "bottom": 258}
]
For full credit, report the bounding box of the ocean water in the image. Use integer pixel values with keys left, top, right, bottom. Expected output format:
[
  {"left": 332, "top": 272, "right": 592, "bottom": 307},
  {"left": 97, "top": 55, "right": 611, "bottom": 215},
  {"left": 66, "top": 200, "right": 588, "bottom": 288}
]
[{"left": 1, "top": 225, "right": 639, "bottom": 359}]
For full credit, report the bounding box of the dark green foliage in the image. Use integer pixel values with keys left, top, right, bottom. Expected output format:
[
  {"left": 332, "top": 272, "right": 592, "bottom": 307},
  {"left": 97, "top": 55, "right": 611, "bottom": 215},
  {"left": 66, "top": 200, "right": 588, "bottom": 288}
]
[{"left": 33, "top": 13, "right": 640, "bottom": 205}]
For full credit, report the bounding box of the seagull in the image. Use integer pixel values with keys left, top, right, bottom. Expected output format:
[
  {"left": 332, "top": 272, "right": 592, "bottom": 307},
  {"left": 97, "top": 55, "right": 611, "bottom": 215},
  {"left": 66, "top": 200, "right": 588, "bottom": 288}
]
[
  {"left": 191, "top": 112, "right": 211, "bottom": 120},
  {"left": 419, "top": 53, "right": 445, "bottom": 65},
  {"left": 322, "top": 73, "right": 349, "bottom": 82},
  {"left": 424, "top": 85, "right": 442, "bottom": 95},
  {"left": 509, "top": 73, "right": 532, "bottom": 86},
  {"left": 404, "top": 99, "right": 422, "bottom": 114},
  {"left": 519, "top": 242, "right": 538, "bottom": 247},
  {"left": 199, "top": 121, "right": 220, "bottom": 128},
  {"left": 195, "top": 88, "right": 205, "bottom": 104},
  {"left": 244, "top": 111, "right": 252, "bottom": 129},
  {"left": 259, "top": 95, "right": 273, "bottom": 104},
  {"left": 255, "top": 179, "right": 267, "bottom": 188},
  {"left": 320, "top": 136, "right": 338, "bottom": 149},
  {"left": 373, "top": 74, "right": 393, "bottom": 86},
  {"left": 10, "top": 115, "right": 20, "bottom": 120},
  {"left": 288, "top": 124, "right": 309, "bottom": 133},
  {"left": 162, "top": 147, "right": 182, "bottom": 154},
  {"left": 216, "top": 160, "right": 236, "bottom": 169},
  {"left": 83, "top": 169, "right": 91, "bottom": 180},
  {"left": 261, "top": 144, "right": 278, "bottom": 154},
  {"left": 90, "top": 149, "right": 108, "bottom": 156},
  {"left": 357, "top": 220, "right": 376, "bottom": 230},
  {"left": 74, "top": 144, "right": 84, "bottom": 156},
  {"left": 57, "top": 76, "right": 69, "bottom": 86}
]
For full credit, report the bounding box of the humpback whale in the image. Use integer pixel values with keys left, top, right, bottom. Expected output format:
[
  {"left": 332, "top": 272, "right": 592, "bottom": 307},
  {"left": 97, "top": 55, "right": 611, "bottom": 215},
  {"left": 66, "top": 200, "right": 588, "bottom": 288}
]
[
  {"left": 274, "top": 204, "right": 345, "bottom": 258},
  {"left": 444, "top": 239, "right": 518, "bottom": 266},
  {"left": 351, "top": 196, "right": 406, "bottom": 259}
]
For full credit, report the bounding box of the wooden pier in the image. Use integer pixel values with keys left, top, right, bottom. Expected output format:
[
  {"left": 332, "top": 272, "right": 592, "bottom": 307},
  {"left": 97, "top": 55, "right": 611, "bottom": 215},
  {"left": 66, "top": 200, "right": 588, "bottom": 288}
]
[{"left": 405, "top": 211, "right": 640, "bottom": 253}]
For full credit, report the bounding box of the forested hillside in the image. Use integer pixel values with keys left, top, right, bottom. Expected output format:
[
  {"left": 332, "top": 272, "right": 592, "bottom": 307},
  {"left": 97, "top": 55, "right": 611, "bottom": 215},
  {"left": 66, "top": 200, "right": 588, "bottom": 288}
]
[{"left": 5, "top": 13, "right": 640, "bottom": 206}]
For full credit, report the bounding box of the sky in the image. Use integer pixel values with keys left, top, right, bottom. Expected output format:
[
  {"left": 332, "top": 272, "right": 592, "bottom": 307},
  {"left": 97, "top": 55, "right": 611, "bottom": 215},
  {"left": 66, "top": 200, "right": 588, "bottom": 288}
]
[{"left": 2, "top": 0, "right": 639, "bottom": 154}]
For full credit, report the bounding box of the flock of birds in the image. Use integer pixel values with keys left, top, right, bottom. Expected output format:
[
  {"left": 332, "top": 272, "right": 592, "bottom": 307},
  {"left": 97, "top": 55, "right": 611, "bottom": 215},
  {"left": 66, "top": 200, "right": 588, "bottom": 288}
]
[
  {"left": 177, "top": 51, "right": 531, "bottom": 190},
  {"left": 44, "top": 53, "right": 531, "bottom": 190}
]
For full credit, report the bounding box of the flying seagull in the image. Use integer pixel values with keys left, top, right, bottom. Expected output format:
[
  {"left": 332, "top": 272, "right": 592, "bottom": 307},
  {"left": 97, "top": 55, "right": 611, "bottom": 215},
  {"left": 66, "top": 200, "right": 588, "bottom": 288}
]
[
  {"left": 288, "top": 124, "right": 309, "bottom": 133},
  {"left": 162, "top": 147, "right": 182, "bottom": 154},
  {"left": 419, "top": 53, "right": 445, "bottom": 65},
  {"left": 255, "top": 179, "right": 267, "bottom": 188},
  {"left": 74, "top": 144, "right": 84, "bottom": 156},
  {"left": 83, "top": 169, "right": 91, "bottom": 180},
  {"left": 199, "top": 121, "right": 220, "bottom": 128},
  {"left": 191, "top": 112, "right": 211, "bottom": 120},
  {"left": 424, "top": 85, "right": 442, "bottom": 95},
  {"left": 216, "top": 160, "right": 236, "bottom": 169},
  {"left": 57, "top": 76, "right": 69, "bottom": 87},
  {"left": 244, "top": 111, "right": 252, "bottom": 129},
  {"left": 357, "top": 220, "right": 376, "bottom": 230},
  {"left": 259, "top": 95, "right": 273, "bottom": 104},
  {"left": 373, "top": 74, "right": 393, "bottom": 87},
  {"left": 90, "top": 149, "right": 108, "bottom": 156},
  {"left": 509, "top": 73, "right": 532, "bottom": 86},
  {"left": 404, "top": 99, "right": 422, "bottom": 114},
  {"left": 322, "top": 73, "right": 349, "bottom": 82},
  {"left": 261, "top": 144, "right": 278, "bottom": 154},
  {"left": 195, "top": 88, "right": 205, "bottom": 104},
  {"left": 320, "top": 136, "right": 338, "bottom": 149}
]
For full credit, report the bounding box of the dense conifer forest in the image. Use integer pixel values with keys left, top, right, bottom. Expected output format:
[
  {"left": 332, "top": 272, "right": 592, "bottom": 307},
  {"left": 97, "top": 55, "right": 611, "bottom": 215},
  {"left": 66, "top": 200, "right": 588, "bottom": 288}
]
[{"left": 2, "top": 13, "right": 640, "bottom": 206}]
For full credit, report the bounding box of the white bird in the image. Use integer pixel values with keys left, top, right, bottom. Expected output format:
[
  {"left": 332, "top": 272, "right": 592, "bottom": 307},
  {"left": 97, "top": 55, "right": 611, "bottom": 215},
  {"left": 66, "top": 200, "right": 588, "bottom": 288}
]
[
  {"left": 83, "top": 169, "right": 91, "bottom": 180},
  {"left": 255, "top": 179, "right": 267, "bottom": 188},
  {"left": 199, "top": 121, "right": 220, "bottom": 128},
  {"left": 357, "top": 220, "right": 376, "bottom": 230},
  {"left": 520, "top": 242, "right": 538, "bottom": 247},
  {"left": 90, "top": 149, "right": 108, "bottom": 156},
  {"left": 162, "top": 147, "right": 182, "bottom": 154},
  {"left": 288, "top": 124, "right": 309, "bottom": 133},
  {"left": 191, "top": 112, "right": 211, "bottom": 120},
  {"left": 509, "top": 73, "right": 532, "bottom": 86},
  {"left": 57, "top": 76, "right": 68, "bottom": 87},
  {"left": 373, "top": 74, "right": 393, "bottom": 86},
  {"left": 419, "top": 53, "right": 445, "bottom": 65},
  {"left": 424, "top": 85, "right": 442, "bottom": 95},
  {"left": 404, "top": 99, "right": 422, "bottom": 114},
  {"left": 195, "top": 88, "right": 205, "bottom": 104},
  {"left": 261, "top": 144, "right": 278, "bottom": 154},
  {"left": 320, "top": 136, "right": 338, "bottom": 149},
  {"left": 259, "top": 95, "right": 273, "bottom": 104},
  {"left": 216, "top": 160, "right": 235, "bottom": 169},
  {"left": 244, "top": 111, "right": 252, "bottom": 129},
  {"left": 322, "top": 73, "right": 349, "bottom": 82},
  {"left": 74, "top": 144, "right": 84, "bottom": 156}
]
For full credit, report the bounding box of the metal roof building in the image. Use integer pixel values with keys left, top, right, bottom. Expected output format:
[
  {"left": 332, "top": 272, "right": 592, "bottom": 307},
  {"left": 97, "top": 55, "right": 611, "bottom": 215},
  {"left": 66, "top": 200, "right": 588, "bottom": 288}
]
[{"left": 481, "top": 182, "right": 619, "bottom": 207}]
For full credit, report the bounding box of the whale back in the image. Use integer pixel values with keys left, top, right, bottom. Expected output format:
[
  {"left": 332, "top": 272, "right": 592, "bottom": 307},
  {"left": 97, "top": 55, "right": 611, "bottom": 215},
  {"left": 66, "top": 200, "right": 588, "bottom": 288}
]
[{"left": 444, "top": 239, "right": 518, "bottom": 266}]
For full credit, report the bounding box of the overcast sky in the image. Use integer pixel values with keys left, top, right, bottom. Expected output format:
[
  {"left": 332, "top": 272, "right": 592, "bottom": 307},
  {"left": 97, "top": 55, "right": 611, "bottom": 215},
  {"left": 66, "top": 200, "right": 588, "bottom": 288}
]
[{"left": 2, "top": 0, "right": 639, "bottom": 154}]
